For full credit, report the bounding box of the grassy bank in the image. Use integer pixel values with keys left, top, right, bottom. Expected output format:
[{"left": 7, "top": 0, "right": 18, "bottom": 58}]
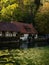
[{"left": 0, "top": 46, "right": 49, "bottom": 65}]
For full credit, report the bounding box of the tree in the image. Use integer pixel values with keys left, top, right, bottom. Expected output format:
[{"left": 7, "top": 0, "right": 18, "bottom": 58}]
[
  {"left": 35, "top": 2, "right": 49, "bottom": 34},
  {"left": 34, "top": 0, "right": 40, "bottom": 10},
  {"left": 0, "top": 0, "right": 36, "bottom": 23},
  {"left": 1, "top": 3, "right": 18, "bottom": 22},
  {"left": 0, "top": 0, "right": 41, "bottom": 23}
]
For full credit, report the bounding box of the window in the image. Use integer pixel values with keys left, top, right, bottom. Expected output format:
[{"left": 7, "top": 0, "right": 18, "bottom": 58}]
[
  {"left": 5, "top": 32, "right": 9, "bottom": 37},
  {"left": 13, "top": 32, "right": 16, "bottom": 37},
  {"left": 0, "top": 32, "right": 2, "bottom": 36},
  {"left": 5, "top": 32, "right": 13, "bottom": 37}
]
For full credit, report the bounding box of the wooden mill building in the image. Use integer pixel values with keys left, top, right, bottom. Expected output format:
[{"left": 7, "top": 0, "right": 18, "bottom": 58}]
[{"left": 0, "top": 22, "right": 37, "bottom": 38}]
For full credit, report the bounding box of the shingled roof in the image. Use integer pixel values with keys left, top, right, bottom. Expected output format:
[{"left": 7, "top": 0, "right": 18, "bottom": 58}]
[
  {"left": 0, "top": 22, "right": 37, "bottom": 34},
  {"left": 0, "top": 22, "right": 18, "bottom": 32}
]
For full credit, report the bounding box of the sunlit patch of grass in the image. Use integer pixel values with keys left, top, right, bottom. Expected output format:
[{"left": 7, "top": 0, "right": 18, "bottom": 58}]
[{"left": 0, "top": 46, "right": 49, "bottom": 65}]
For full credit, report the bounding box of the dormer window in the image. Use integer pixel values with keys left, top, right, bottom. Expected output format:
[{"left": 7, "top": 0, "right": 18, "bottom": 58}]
[{"left": 24, "top": 25, "right": 31, "bottom": 32}]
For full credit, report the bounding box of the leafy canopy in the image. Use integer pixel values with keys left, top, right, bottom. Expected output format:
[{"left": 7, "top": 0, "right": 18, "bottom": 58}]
[{"left": 35, "top": 2, "right": 49, "bottom": 33}]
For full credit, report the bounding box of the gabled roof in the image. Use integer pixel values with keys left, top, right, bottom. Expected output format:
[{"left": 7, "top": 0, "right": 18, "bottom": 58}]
[
  {"left": 0, "top": 22, "right": 37, "bottom": 34},
  {"left": 12, "top": 22, "right": 38, "bottom": 34}
]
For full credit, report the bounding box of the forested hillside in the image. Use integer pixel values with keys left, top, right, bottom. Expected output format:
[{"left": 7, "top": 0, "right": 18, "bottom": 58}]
[{"left": 0, "top": 0, "right": 49, "bottom": 33}]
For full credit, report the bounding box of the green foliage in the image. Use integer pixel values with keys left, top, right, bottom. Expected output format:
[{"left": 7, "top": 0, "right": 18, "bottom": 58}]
[
  {"left": 0, "top": 46, "right": 49, "bottom": 65},
  {"left": 0, "top": 3, "right": 18, "bottom": 22},
  {"left": 12, "top": 8, "right": 23, "bottom": 21},
  {"left": 22, "top": 13, "right": 33, "bottom": 23},
  {"left": 0, "top": 0, "right": 36, "bottom": 23},
  {"left": 35, "top": 2, "right": 49, "bottom": 33}
]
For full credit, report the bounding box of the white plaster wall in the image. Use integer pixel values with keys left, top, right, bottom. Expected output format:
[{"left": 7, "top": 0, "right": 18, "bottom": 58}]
[{"left": 20, "top": 34, "right": 29, "bottom": 41}]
